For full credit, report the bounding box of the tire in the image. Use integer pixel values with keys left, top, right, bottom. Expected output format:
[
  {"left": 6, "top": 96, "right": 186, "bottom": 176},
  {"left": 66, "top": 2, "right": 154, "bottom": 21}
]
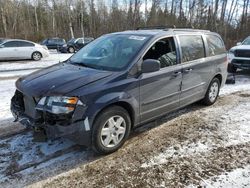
[
  {"left": 68, "top": 46, "right": 75, "bottom": 53},
  {"left": 92, "top": 106, "right": 131, "bottom": 154},
  {"left": 227, "top": 63, "right": 237, "bottom": 73},
  {"left": 32, "top": 52, "right": 42, "bottom": 61},
  {"left": 202, "top": 77, "right": 220, "bottom": 106}
]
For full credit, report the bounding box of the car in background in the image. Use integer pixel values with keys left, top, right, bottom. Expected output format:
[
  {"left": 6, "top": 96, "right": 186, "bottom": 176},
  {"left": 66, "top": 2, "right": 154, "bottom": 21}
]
[
  {"left": 41, "top": 38, "right": 66, "bottom": 50},
  {"left": 228, "top": 36, "right": 250, "bottom": 72},
  {"left": 0, "top": 39, "right": 49, "bottom": 61},
  {"left": 59, "top": 37, "right": 94, "bottom": 53}
]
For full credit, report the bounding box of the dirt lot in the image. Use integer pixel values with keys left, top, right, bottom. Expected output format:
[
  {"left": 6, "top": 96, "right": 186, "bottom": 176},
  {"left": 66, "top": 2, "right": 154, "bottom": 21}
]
[
  {"left": 27, "top": 89, "right": 250, "bottom": 188},
  {"left": 0, "top": 57, "right": 249, "bottom": 187}
]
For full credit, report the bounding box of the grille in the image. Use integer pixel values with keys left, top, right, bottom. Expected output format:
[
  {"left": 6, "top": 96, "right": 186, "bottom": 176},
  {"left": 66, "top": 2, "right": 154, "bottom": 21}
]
[
  {"left": 232, "top": 59, "right": 250, "bottom": 65},
  {"left": 235, "top": 50, "right": 250, "bottom": 58}
]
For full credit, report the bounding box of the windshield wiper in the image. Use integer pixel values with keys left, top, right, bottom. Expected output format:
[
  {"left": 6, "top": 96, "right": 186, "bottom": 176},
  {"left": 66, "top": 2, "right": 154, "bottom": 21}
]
[{"left": 68, "top": 59, "right": 97, "bottom": 69}]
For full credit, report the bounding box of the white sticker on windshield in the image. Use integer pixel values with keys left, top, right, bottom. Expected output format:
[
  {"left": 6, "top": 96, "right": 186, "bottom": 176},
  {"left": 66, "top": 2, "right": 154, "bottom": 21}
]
[{"left": 129, "top": 35, "right": 146, "bottom": 41}]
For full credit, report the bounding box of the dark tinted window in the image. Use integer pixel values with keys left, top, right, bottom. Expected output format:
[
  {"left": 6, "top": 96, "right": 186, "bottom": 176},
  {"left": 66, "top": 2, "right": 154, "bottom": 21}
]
[
  {"left": 143, "top": 37, "right": 177, "bottom": 68},
  {"left": 3, "top": 41, "right": 19, "bottom": 47},
  {"left": 84, "top": 38, "right": 93, "bottom": 43},
  {"left": 179, "top": 35, "right": 205, "bottom": 62},
  {"left": 56, "top": 39, "right": 65, "bottom": 44},
  {"left": 18, "top": 41, "right": 35, "bottom": 47},
  {"left": 242, "top": 37, "right": 250, "bottom": 45},
  {"left": 206, "top": 35, "right": 226, "bottom": 56},
  {"left": 48, "top": 39, "right": 55, "bottom": 44},
  {"left": 77, "top": 39, "right": 83, "bottom": 43}
]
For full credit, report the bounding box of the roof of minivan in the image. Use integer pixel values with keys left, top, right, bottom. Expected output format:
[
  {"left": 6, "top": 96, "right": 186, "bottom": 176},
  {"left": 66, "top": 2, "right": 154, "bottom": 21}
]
[{"left": 112, "top": 28, "right": 217, "bottom": 37}]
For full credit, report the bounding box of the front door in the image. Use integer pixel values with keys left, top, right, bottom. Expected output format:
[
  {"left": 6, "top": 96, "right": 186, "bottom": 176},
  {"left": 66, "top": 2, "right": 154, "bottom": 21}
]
[
  {"left": 139, "top": 37, "right": 182, "bottom": 123},
  {"left": 0, "top": 41, "right": 20, "bottom": 60}
]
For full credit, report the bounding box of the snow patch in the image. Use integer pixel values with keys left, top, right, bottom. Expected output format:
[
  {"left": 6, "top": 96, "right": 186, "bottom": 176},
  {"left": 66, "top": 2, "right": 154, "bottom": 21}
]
[{"left": 188, "top": 165, "right": 250, "bottom": 188}]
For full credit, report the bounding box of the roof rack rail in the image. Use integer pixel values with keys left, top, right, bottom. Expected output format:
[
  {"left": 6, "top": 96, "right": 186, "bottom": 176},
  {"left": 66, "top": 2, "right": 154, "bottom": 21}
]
[
  {"left": 136, "top": 26, "right": 211, "bottom": 32},
  {"left": 172, "top": 28, "right": 210, "bottom": 32},
  {"left": 136, "top": 25, "right": 177, "bottom": 30}
]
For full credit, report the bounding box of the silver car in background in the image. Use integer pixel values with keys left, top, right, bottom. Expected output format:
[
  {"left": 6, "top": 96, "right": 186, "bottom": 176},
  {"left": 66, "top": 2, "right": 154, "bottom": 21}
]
[{"left": 0, "top": 39, "right": 49, "bottom": 61}]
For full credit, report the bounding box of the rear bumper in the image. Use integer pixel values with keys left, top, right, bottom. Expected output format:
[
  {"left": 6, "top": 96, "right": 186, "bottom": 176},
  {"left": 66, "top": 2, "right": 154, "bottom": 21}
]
[{"left": 42, "top": 51, "right": 50, "bottom": 58}]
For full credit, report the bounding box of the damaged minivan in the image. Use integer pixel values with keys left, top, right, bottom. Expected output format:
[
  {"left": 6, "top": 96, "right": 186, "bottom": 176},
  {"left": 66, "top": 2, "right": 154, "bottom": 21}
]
[{"left": 11, "top": 28, "right": 227, "bottom": 154}]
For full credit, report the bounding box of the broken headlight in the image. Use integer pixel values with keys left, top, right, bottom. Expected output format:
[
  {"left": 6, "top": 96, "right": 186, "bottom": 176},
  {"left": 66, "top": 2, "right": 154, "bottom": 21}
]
[{"left": 36, "top": 96, "right": 82, "bottom": 114}]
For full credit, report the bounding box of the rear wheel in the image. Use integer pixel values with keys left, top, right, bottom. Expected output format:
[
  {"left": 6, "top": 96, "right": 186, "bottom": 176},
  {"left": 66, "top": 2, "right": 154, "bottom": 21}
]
[
  {"left": 32, "top": 52, "right": 42, "bottom": 61},
  {"left": 92, "top": 106, "right": 131, "bottom": 154},
  {"left": 202, "top": 77, "right": 220, "bottom": 106},
  {"left": 68, "top": 46, "right": 75, "bottom": 53}
]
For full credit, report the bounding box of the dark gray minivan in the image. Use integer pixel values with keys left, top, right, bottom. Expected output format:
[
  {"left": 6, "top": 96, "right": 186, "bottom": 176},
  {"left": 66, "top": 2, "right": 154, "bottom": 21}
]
[{"left": 11, "top": 28, "right": 228, "bottom": 154}]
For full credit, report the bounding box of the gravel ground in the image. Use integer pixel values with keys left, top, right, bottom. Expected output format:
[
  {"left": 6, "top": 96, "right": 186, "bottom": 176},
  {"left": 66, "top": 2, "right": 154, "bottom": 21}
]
[{"left": 26, "top": 89, "right": 250, "bottom": 188}]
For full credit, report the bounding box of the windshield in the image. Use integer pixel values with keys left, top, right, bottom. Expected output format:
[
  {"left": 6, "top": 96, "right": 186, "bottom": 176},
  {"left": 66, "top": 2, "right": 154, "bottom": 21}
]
[
  {"left": 68, "top": 38, "right": 76, "bottom": 43},
  {"left": 68, "top": 34, "right": 150, "bottom": 71},
  {"left": 242, "top": 37, "right": 250, "bottom": 45}
]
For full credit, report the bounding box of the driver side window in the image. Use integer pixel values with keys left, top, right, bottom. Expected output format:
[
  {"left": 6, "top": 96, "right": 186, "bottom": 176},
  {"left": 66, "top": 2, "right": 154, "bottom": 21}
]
[{"left": 143, "top": 37, "right": 177, "bottom": 68}]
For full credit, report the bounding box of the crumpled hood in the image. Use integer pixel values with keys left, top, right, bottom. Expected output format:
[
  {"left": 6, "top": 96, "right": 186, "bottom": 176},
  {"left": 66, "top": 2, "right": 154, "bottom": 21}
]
[{"left": 16, "top": 63, "right": 112, "bottom": 97}]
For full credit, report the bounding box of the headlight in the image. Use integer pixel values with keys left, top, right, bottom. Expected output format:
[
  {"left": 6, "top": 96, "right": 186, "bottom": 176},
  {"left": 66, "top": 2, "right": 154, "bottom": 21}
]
[
  {"left": 63, "top": 44, "right": 67, "bottom": 47},
  {"left": 37, "top": 96, "right": 81, "bottom": 114}
]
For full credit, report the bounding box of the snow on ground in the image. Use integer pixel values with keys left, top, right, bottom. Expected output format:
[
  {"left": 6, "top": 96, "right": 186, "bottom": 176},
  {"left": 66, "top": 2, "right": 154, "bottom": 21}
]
[
  {"left": 188, "top": 165, "right": 250, "bottom": 188},
  {"left": 0, "top": 51, "right": 71, "bottom": 71},
  {"left": 0, "top": 52, "right": 72, "bottom": 79},
  {"left": 141, "top": 97, "right": 250, "bottom": 168},
  {"left": 0, "top": 79, "right": 16, "bottom": 121},
  {"left": 221, "top": 74, "right": 250, "bottom": 95}
]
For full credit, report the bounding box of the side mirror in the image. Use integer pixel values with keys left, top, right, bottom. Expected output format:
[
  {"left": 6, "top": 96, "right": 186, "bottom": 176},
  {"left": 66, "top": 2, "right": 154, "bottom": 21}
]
[
  {"left": 141, "top": 59, "right": 160, "bottom": 73},
  {"left": 237, "top": 42, "right": 242, "bottom": 46}
]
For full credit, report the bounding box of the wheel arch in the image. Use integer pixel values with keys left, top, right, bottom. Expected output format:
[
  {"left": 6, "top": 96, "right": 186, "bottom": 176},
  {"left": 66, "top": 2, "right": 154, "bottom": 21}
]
[
  {"left": 91, "top": 101, "right": 136, "bottom": 130},
  {"left": 214, "top": 73, "right": 222, "bottom": 86}
]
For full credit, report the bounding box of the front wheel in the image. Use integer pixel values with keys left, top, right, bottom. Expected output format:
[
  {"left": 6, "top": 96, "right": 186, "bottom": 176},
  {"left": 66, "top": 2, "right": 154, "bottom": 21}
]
[
  {"left": 202, "top": 77, "right": 220, "bottom": 106},
  {"left": 92, "top": 106, "right": 131, "bottom": 154}
]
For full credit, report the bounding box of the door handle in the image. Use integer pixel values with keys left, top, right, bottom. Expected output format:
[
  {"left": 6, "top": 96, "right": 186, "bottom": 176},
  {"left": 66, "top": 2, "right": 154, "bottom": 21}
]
[{"left": 184, "top": 68, "right": 193, "bottom": 73}]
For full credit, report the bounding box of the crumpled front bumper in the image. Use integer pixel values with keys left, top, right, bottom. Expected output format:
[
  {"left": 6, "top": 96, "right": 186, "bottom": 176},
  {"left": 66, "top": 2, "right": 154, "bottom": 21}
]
[{"left": 10, "top": 90, "right": 92, "bottom": 146}]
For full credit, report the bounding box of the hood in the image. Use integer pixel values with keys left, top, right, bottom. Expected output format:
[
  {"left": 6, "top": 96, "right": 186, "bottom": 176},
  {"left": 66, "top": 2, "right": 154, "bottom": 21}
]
[
  {"left": 16, "top": 63, "right": 112, "bottom": 97},
  {"left": 230, "top": 45, "right": 250, "bottom": 51}
]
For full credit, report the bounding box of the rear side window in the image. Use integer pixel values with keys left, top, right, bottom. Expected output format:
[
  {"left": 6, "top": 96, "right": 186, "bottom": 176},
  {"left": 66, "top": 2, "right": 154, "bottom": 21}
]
[
  {"left": 18, "top": 41, "right": 35, "bottom": 47},
  {"left": 206, "top": 35, "right": 226, "bottom": 56},
  {"left": 179, "top": 35, "right": 205, "bottom": 63},
  {"left": 3, "top": 41, "right": 19, "bottom": 47},
  {"left": 48, "top": 39, "right": 55, "bottom": 44},
  {"left": 77, "top": 39, "right": 84, "bottom": 43}
]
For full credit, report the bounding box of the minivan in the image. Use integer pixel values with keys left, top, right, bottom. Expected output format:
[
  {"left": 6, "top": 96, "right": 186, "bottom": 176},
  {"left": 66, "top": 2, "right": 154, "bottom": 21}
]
[
  {"left": 11, "top": 28, "right": 228, "bottom": 154},
  {"left": 41, "top": 38, "right": 66, "bottom": 50}
]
